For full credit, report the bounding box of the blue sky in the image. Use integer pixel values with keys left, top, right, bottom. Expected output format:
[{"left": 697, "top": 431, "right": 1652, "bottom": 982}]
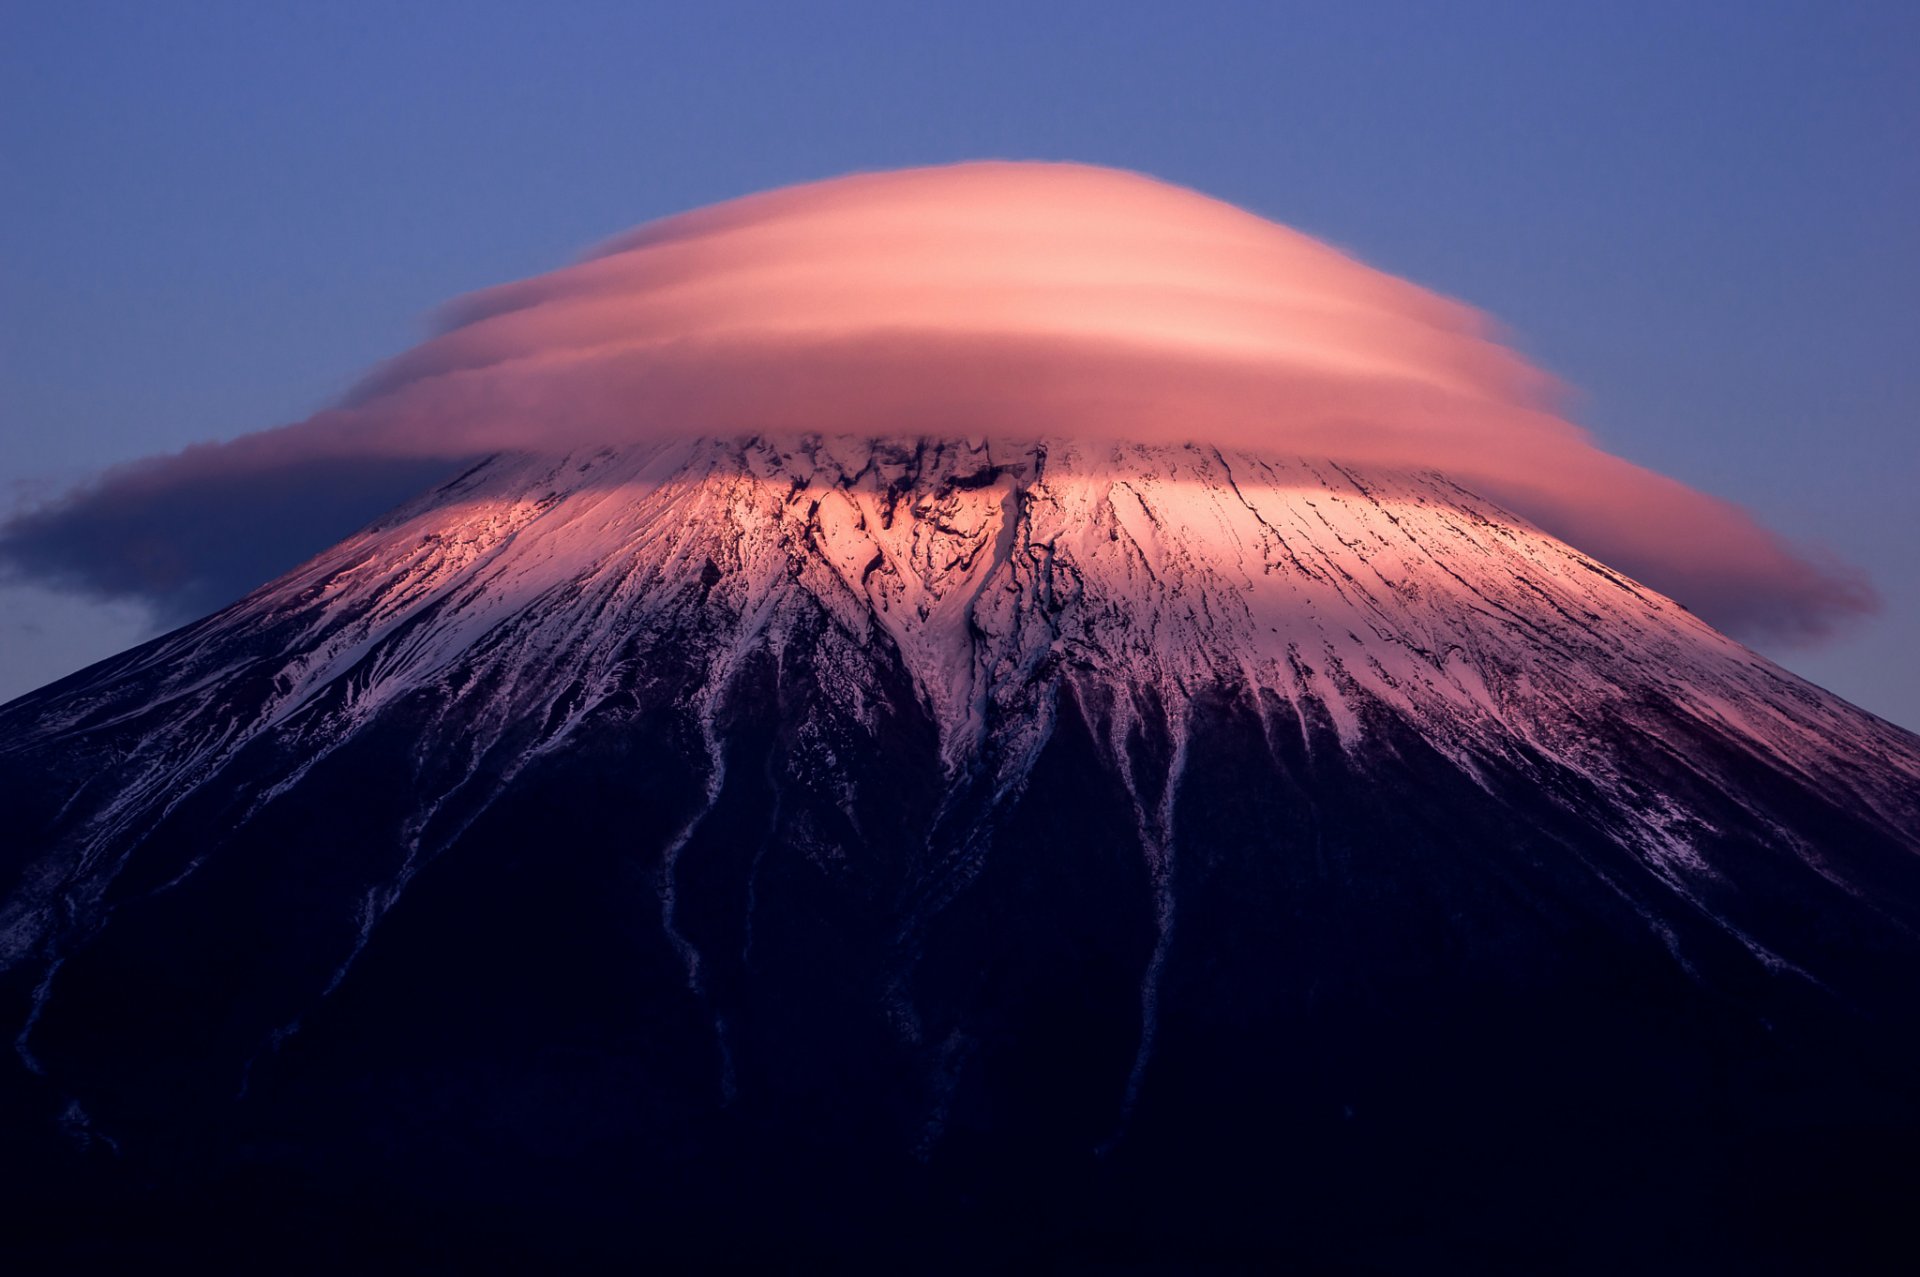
[{"left": 2, "top": 1, "right": 1916, "bottom": 726}]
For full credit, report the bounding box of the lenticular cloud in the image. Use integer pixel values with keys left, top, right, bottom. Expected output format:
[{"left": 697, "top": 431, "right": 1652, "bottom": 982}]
[{"left": 0, "top": 161, "right": 1874, "bottom": 639}]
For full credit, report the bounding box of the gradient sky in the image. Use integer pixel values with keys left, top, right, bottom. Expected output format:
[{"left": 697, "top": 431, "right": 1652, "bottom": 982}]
[{"left": 3, "top": 1, "right": 1916, "bottom": 726}]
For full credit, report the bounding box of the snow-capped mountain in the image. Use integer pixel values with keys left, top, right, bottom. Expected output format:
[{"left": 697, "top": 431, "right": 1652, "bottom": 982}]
[{"left": 4, "top": 435, "right": 1919, "bottom": 1268}]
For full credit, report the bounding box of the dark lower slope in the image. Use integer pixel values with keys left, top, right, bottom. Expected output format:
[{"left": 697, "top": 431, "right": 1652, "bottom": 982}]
[{"left": 3, "top": 615, "right": 1919, "bottom": 1273}]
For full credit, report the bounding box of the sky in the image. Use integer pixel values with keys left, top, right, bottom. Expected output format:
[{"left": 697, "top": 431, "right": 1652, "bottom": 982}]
[{"left": 2, "top": 1, "right": 1916, "bottom": 727}]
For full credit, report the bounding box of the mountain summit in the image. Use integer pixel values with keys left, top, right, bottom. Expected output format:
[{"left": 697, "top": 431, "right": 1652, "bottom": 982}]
[{"left": 4, "top": 434, "right": 1918, "bottom": 1267}]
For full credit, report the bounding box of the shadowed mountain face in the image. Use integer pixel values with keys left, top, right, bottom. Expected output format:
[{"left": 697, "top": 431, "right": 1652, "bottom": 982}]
[{"left": 3, "top": 436, "right": 1918, "bottom": 1271}]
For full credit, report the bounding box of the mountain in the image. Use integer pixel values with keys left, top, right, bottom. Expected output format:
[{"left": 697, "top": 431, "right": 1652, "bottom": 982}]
[{"left": 4, "top": 434, "right": 1919, "bottom": 1270}]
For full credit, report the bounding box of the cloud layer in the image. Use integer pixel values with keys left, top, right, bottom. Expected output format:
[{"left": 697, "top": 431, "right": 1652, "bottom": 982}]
[{"left": 0, "top": 161, "right": 1873, "bottom": 639}]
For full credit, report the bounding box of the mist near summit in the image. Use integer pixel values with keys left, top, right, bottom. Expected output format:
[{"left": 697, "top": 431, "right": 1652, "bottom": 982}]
[{"left": 0, "top": 161, "right": 1873, "bottom": 641}]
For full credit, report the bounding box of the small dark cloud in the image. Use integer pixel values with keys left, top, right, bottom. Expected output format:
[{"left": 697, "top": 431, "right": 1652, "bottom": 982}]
[{"left": 0, "top": 451, "right": 462, "bottom": 623}]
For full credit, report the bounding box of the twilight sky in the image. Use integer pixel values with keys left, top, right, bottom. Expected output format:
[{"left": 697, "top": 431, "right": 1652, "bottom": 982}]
[{"left": 2, "top": 2, "right": 1916, "bottom": 727}]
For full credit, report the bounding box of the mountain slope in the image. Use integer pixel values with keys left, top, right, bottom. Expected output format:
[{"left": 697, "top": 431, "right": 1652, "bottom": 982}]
[{"left": 4, "top": 435, "right": 1919, "bottom": 1269}]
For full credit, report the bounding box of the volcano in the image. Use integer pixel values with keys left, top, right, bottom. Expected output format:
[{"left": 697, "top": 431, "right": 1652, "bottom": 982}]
[{"left": 3, "top": 433, "right": 1919, "bottom": 1269}]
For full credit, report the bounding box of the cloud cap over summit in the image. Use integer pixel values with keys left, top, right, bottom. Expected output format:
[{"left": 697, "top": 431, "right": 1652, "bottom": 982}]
[{"left": 0, "top": 161, "right": 1875, "bottom": 640}]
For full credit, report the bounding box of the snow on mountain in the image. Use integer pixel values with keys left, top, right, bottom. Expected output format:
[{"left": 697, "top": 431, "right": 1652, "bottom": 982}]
[{"left": 12, "top": 432, "right": 1912, "bottom": 884}]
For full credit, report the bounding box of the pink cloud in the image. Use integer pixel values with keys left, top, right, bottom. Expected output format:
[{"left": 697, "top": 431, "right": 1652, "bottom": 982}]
[{"left": 0, "top": 162, "right": 1874, "bottom": 640}]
